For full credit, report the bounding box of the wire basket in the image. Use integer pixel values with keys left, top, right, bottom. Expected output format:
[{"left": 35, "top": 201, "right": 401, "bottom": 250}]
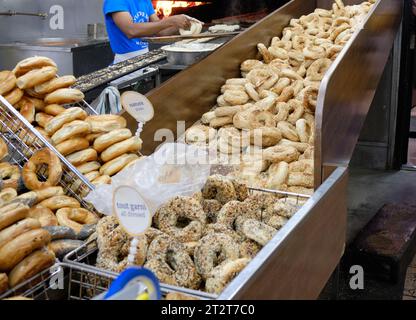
[
  {"left": 0, "top": 95, "right": 97, "bottom": 201},
  {"left": 64, "top": 188, "right": 310, "bottom": 300},
  {"left": 0, "top": 262, "right": 210, "bottom": 300}
]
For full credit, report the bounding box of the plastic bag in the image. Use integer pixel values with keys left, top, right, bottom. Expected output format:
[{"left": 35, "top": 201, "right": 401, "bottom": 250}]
[{"left": 84, "top": 143, "right": 211, "bottom": 216}]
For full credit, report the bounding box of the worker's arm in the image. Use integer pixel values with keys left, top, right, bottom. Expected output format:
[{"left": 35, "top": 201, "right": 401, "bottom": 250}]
[
  {"left": 149, "top": 14, "right": 180, "bottom": 36},
  {"left": 112, "top": 12, "right": 190, "bottom": 39}
]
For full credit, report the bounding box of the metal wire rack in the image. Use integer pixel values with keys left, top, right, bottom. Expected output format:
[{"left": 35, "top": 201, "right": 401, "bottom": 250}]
[
  {"left": 0, "top": 95, "right": 97, "bottom": 211},
  {"left": 64, "top": 188, "right": 310, "bottom": 300},
  {"left": 0, "top": 262, "right": 208, "bottom": 300}
]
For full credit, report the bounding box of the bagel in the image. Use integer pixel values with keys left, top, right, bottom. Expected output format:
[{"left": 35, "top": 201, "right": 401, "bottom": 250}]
[
  {"left": 223, "top": 90, "right": 249, "bottom": 106},
  {"left": 276, "top": 86, "right": 294, "bottom": 103},
  {"left": 8, "top": 248, "right": 55, "bottom": 287},
  {"left": 287, "top": 172, "right": 314, "bottom": 188},
  {"left": 51, "top": 120, "right": 91, "bottom": 145},
  {"left": 91, "top": 175, "right": 111, "bottom": 186},
  {"left": 209, "top": 116, "right": 233, "bottom": 128},
  {"left": 0, "top": 228, "right": 51, "bottom": 272},
  {"left": 16, "top": 66, "right": 57, "bottom": 90},
  {"left": 35, "top": 127, "right": 51, "bottom": 143},
  {"left": 241, "top": 219, "right": 277, "bottom": 246},
  {"left": 45, "top": 107, "right": 88, "bottom": 135},
  {"left": 22, "top": 148, "right": 62, "bottom": 190},
  {"left": 296, "top": 119, "right": 312, "bottom": 143},
  {"left": 0, "top": 205, "right": 29, "bottom": 234},
  {"left": 185, "top": 124, "right": 217, "bottom": 144},
  {"left": 263, "top": 145, "right": 300, "bottom": 163},
  {"left": 241, "top": 59, "right": 263, "bottom": 73},
  {"left": 84, "top": 171, "right": 100, "bottom": 182},
  {"left": 13, "top": 56, "right": 57, "bottom": 77},
  {"left": 4, "top": 87, "right": 24, "bottom": 105},
  {"left": 277, "top": 121, "right": 299, "bottom": 141},
  {"left": 85, "top": 133, "right": 103, "bottom": 143},
  {"left": 35, "top": 113, "right": 54, "bottom": 128},
  {"left": 0, "top": 218, "right": 41, "bottom": 249},
  {"left": 201, "top": 111, "right": 216, "bottom": 124},
  {"left": 34, "top": 75, "right": 76, "bottom": 95},
  {"left": 257, "top": 43, "right": 274, "bottom": 63},
  {"left": 244, "top": 82, "right": 260, "bottom": 101},
  {"left": 247, "top": 67, "right": 272, "bottom": 87},
  {"left": 28, "top": 207, "right": 58, "bottom": 227},
  {"left": 205, "top": 258, "right": 250, "bottom": 294},
  {"left": 0, "top": 273, "right": 7, "bottom": 294},
  {"left": 44, "top": 104, "right": 66, "bottom": 116},
  {"left": 221, "top": 84, "right": 245, "bottom": 93},
  {"left": 56, "top": 208, "right": 99, "bottom": 234},
  {"left": 272, "top": 78, "right": 291, "bottom": 95},
  {"left": 66, "top": 148, "right": 98, "bottom": 166},
  {"left": 306, "top": 58, "right": 332, "bottom": 81},
  {"left": 0, "top": 188, "right": 17, "bottom": 206},
  {"left": 0, "top": 163, "right": 22, "bottom": 190},
  {"left": 216, "top": 95, "right": 229, "bottom": 107},
  {"left": 226, "top": 78, "right": 247, "bottom": 86},
  {"left": 44, "top": 88, "right": 84, "bottom": 105},
  {"left": 266, "top": 161, "right": 289, "bottom": 189},
  {"left": 145, "top": 236, "right": 201, "bottom": 289},
  {"left": 76, "top": 161, "right": 101, "bottom": 175},
  {"left": 249, "top": 110, "right": 276, "bottom": 129},
  {"left": 93, "top": 128, "right": 132, "bottom": 153},
  {"left": 250, "top": 127, "right": 282, "bottom": 147},
  {"left": 55, "top": 137, "right": 89, "bottom": 156},
  {"left": 278, "top": 138, "right": 309, "bottom": 153},
  {"left": 85, "top": 115, "right": 127, "bottom": 133},
  {"left": 0, "top": 71, "right": 16, "bottom": 95},
  {"left": 100, "top": 153, "right": 140, "bottom": 176},
  {"left": 0, "top": 137, "right": 8, "bottom": 161},
  {"left": 194, "top": 233, "right": 240, "bottom": 279},
  {"left": 33, "top": 186, "right": 64, "bottom": 204},
  {"left": 287, "top": 100, "right": 305, "bottom": 124},
  {"left": 17, "top": 98, "right": 36, "bottom": 123},
  {"left": 48, "top": 239, "right": 83, "bottom": 260},
  {"left": 24, "top": 96, "right": 45, "bottom": 111},
  {"left": 37, "top": 195, "right": 80, "bottom": 211},
  {"left": 100, "top": 136, "right": 142, "bottom": 162},
  {"left": 179, "top": 20, "right": 203, "bottom": 36},
  {"left": 156, "top": 196, "right": 206, "bottom": 242}
]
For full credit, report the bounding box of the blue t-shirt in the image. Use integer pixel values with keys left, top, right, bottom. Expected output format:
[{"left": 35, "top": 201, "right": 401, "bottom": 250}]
[{"left": 103, "top": 0, "right": 155, "bottom": 54}]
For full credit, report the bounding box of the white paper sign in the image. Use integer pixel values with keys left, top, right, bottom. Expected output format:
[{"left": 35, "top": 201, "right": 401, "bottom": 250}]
[
  {"left": 121, "top": 91, "right": 154, "bottom": 123},
  {"left": 113, "top": 185, "right": 152, "bottom": 236}
]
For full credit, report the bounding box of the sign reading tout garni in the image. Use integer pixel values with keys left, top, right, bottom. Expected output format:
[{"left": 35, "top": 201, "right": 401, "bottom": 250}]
[{"left": 113, "top": 185, "right": 151, "bottom": 236}]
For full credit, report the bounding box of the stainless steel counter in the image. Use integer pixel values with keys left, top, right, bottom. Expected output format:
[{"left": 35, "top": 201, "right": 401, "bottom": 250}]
[{"left": 0, "top": 37, "right": 114, "bottom": 76}]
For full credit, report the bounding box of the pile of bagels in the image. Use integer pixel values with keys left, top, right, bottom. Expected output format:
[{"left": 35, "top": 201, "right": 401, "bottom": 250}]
[
  {"left": 0, "top": 139, "right": 99, "bottom": 295},
  {"left": 95, "top": 174, "right": 306, "bottom": 294},
  {"left": 186, "top": 0, "right": 375, "bottom": 195},
  {"left": 0, "top": 56, "right": 143, "bottom": 185}
]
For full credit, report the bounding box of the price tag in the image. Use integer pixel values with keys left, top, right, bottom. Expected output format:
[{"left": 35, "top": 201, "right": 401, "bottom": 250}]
[
  {"left": 113, "top": 185, "right": 152, "bottom": 237},
  {"left": 121, "top": 91, "right": 154, "bottom": 123}
]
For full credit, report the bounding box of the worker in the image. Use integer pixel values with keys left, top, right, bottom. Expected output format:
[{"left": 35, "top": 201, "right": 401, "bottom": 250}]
[{"left": 103, "top": 0, "right": 193, "bottom": 63}]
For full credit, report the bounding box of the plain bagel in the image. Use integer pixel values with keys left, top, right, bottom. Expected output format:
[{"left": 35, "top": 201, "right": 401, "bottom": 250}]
[
  {"left": 0, "top": 228, "right": 51, "bottom": 272},
  {"left": 16, "top": 66, "right": 57, "bottom": 90},
  {"left": 13, "top": 56, "right": 57, "bottom": 77},
  {"left": 0, "top": 71, "right": 16, "bottom": 95},
  {"left": 44, "top": 88, "right": 84, "bottom": 105},
  {"left": 34, "top": 75, "right": 76, "bottom": 95},
  {"left": 8, "top": 248, "right": 55, "bottom": 287}
]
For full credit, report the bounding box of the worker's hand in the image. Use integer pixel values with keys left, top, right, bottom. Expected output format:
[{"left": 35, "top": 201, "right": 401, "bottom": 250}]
[{"left": 165, "top": 14, "right": 191, "bottom": 29}]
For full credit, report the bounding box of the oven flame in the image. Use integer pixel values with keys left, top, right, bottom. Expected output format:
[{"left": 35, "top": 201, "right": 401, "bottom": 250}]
[{"left": 154, "top": 1, "right": 205, "bottom": 18}]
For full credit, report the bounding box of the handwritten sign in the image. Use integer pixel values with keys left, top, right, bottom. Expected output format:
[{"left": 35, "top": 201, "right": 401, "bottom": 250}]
[
  {"left": 113, "top": 185, "right": 152, "bottom": 236},
  {"left": 121, "top": 91, "right": 154, "bottom": 123}
]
